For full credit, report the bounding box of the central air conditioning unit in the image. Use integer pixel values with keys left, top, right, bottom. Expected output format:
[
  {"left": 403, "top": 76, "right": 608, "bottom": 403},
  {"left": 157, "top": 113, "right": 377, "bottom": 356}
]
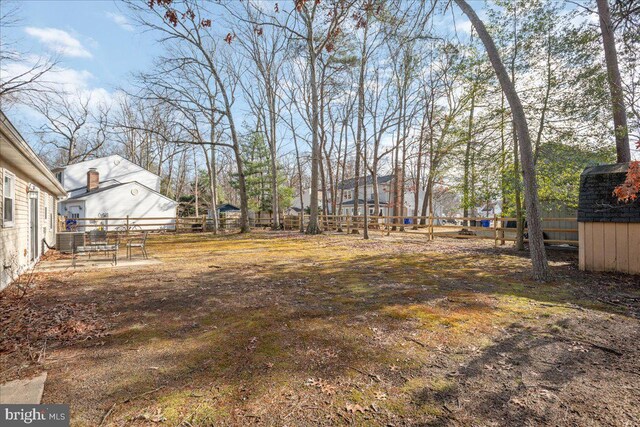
[{"left": 56, "top": 232, "right": 85, "bottom": 253}]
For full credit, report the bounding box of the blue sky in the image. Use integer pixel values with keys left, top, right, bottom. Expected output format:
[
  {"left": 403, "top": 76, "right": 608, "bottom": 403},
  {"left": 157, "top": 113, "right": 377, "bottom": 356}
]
[
  {"left": 3, "top": 1, "right": 160, "bottom": 129},
  {"left": 16, "top": 0, "right": 157, "bottom": 87}
]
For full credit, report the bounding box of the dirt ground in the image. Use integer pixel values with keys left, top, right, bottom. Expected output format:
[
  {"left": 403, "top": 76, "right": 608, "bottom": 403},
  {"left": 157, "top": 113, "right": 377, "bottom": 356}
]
[{"left": 1, "top": 231, "right": 639, "bottom": 426}]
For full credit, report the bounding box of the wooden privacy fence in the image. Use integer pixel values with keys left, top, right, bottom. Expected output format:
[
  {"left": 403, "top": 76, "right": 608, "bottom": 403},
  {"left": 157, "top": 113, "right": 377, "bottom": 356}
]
[{"left": 276, "top": 214, "right": 579, "bottom": 246}]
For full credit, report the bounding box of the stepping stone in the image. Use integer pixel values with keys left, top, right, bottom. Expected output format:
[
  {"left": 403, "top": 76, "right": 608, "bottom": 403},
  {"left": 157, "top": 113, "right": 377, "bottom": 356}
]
[{"left": 0, "top": 372, "right": 47, "bottom": 404}]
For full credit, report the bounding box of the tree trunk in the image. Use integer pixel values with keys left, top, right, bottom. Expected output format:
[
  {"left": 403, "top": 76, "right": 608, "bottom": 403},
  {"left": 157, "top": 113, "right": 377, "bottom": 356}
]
[
  {"left": 455, "top": 0, "right": 549, "bottom": 281},
  {"left": 291, "top": 112, "right": 305, "bottom": 233},
  {"left": 596, "top": 0, "right": 631, "bottom": 163},
  {"left": 202, "top": 137, "right": 219, "bottom": 234},
  {"left": 534, "top": 30, "right": 552, "bottom": 165},
  {"left": 513, "top": 124, "right": 524, "bottom": 251},
  {"left": 306, "top": 42, "right": 321, "bottom": 234},
  {"left": 353, "top": 19, "right": 369, "bottom": 236},
  {"left": 462, "top": 79, "right": 476, "bottom": 227},
  {"left": 268, "top": 91, "right": 280, "bottom": 230}
]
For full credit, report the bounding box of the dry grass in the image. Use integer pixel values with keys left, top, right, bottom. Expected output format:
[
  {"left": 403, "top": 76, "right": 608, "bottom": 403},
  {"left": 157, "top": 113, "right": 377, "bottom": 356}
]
[{"left": 1, "top": 230, "right": 639, "bottom": 426}]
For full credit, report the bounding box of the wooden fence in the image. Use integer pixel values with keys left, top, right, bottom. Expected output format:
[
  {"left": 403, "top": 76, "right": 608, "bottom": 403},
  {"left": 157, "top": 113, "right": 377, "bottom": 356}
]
[
  {"left": 57, "top": 214, "right": 578, "bottom": 246},
  {"left": 57, "top": 215, "right": 242, "bottom": 234},
  {"left": 267, "top": 214, "right": 578, "bottom": 247}
]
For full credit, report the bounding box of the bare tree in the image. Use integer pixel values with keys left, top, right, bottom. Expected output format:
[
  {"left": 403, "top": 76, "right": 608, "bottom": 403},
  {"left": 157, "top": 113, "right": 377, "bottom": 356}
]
[
  {"left": 241, "top": 0, "right": 355, "bottom": 234},
  {"left": 127, "top": 0, "right": 252, "bottom": 232},
  {"left": 0, "top": 2, "right": 57, "bottom": 104},
  {"left": 31, "top": 91, "right": 109, "bottom": 166},
  {"left": 233, "top": 4, "right": 289, "bottom": 229}
]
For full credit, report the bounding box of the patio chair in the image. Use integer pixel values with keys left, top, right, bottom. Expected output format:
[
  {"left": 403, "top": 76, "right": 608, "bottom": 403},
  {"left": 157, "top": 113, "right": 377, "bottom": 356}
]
[{"left": 126, "top": 231, "right": 149, "bottom": 260}]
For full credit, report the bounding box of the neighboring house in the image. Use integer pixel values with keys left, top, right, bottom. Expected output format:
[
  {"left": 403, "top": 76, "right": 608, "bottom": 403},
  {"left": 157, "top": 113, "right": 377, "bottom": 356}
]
[
  {"left": 330, "top": 174, "right": 408, "bottom": 216},
  {"left": 53, "top": 154, "right": 160, "bottom": 192},
  {"left": 291, "top": 188, "right": 323, "bottom": 212},
  {"left": 1, "top": 111, "right": 66, "bottom": 290},
  {"left": 55, "top": 155, "right": 177, "bottom": 230}
]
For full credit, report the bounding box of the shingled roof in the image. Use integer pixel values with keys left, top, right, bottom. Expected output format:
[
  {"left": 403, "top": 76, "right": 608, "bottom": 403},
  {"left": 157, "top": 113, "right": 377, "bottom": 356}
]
[
  {"left": 578, "top": 163, "right": 640, "bottom": 223},
  {"left": 337, "top": 174, "right": 394, "bottom": 190}
]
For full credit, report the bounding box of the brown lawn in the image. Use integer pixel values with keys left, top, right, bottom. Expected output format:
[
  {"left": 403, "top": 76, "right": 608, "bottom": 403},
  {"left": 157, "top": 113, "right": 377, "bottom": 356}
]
[{"left": 1, "top": 231, "right": 639, "bottom": 426}]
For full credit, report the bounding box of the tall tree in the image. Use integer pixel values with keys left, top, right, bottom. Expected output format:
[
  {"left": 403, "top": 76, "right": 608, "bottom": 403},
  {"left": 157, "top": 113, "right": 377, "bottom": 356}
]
[
  {"left": 130, "top": 0, "right": 251, "bottom": 232},
  {"left": 454, "top": 0, "right": 549, "bottom": 281},
  {"left": 596, "top": 0, "right": 631, "bottom": 163}
]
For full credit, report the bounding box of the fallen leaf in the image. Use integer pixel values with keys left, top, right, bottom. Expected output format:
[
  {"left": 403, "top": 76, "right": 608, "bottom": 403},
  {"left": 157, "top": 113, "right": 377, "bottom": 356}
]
[{"left": 345, "top": 403, "right": 366, "bottom": 414}]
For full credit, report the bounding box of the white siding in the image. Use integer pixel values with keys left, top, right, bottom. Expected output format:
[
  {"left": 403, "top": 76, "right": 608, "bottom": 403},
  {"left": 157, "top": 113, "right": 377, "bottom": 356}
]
[
  {"left": 59, "top": 155, "right": 161, "bottom": 192},
  {"left": 0, "top": 165, "right": 58, "bottom": 290},
  {"left": 61, "top": 182, "right": 177, "bottom": 230}
]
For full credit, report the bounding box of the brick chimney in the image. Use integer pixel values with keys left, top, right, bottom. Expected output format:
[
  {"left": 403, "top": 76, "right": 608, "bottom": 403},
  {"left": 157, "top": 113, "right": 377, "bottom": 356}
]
[{"left": 87, "top": 168, "right": 99, "bottom": 192}]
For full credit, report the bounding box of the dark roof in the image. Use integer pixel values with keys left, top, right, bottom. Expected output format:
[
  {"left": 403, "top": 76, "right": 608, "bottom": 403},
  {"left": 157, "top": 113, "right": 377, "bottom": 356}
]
[
  {"left": 66, "top": 179, "right": 120, "bottom": 193},
  {"left": 64, "top": 181, "right": 177, "bottom": 205},
  {"left": 578, "top": 162, "right": 640, "bottom": 223},
  {"left": 342, "top": 199, "right": 388, "bottom": 206},
  {"left": 65, "top": 182, "right": 127, "bottom": 200},
  {"left": 217, "top": 203, "right": 240, "bottom": 212},
  {"left": 337, "top": 174, "right": 394, "bottom": 190}
]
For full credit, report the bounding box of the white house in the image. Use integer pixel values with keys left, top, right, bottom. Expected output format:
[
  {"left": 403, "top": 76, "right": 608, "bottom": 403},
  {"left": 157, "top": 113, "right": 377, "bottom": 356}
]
[
  {"left": 53, "top": 154, "right": 161, "bottom": 192},
  {"left": 55, "top": 155, "right": 178, "bottom": 230},
  {"left": 1, "top": 111, "right": 66, "bottom": 290}
]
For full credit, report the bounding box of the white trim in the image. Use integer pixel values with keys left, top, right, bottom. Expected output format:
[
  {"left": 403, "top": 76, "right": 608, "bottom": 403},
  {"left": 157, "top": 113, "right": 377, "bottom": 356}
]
[
  {"left": 2, "top": 169, "right": 16, "bottom": 227},
  {"left": 28, "top": 185, "right": 40, "bottom": 261}
]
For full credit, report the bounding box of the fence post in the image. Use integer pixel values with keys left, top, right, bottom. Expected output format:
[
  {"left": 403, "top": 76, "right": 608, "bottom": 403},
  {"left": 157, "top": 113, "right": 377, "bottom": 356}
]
[
  {"left": 429, "top": 213, "right": 434, "bottom": 240},
  {"left": 500, "top": 216, "right": 505, "bottom": 245},
  {"left": 126, "top": 215, "right": 130, "bottom": 236},
  {"left": 493, "top": 214, "right": 498, "bottom": 247}
]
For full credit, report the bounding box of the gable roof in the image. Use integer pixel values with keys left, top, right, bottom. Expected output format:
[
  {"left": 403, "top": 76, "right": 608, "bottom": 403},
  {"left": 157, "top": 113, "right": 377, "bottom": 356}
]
[
  {"left": 337, "top": 174, "right": 394, "bottom": 190},
  {"left": 217, "top": 203, "right": 240, "bottom": 212},
  {"left": 53, "top": 155, "right": 161, "bottom": 186},
  {"left": 0, "top": 111, "right": 66, "bottom": 196}
]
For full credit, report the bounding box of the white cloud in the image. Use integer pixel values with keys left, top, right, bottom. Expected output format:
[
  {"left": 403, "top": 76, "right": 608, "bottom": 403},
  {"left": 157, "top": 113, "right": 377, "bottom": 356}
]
[
  {"left": 106, "top": 12, "right": 134, "bottom": 32},
  {"left": 455, "top": 20, "right": 472, "bottom": 35},
  {"left": 2, "top": 55, "right": 112, "bottom": 109},
  {"left": 24, "top": 27, "right": 92, "bottom": 58}
]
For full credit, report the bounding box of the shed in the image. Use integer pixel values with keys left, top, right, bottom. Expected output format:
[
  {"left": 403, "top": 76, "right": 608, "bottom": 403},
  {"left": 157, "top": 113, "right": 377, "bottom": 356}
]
[
  {"left": 217, "top": 203, "right": 240, "bottom": 214},
  {"left": 577, "top": 163, "right": 640, "bottom": 274}
]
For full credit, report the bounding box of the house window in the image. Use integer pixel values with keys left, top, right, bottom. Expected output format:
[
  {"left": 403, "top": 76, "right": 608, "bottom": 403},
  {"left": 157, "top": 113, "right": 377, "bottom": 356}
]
[
  {"left": 68, "top": 205, "right": 81, "bottom": 219},
  {"left": 343, "top": 190, "right": 352, "bottom": 200},
  {"left": 55, "top": 171, "right": 64, "bottom": 186},
  {"left": 3, "top": 171, "right": 15, "bottom": 227}
]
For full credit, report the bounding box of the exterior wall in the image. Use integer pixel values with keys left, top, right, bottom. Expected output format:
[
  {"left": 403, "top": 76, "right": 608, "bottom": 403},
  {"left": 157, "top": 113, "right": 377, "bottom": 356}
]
[
  {"left": 59, "top": 155, "right": 161, "bottom": 192},
  {"left": 579, "top": 222, "right": 640, "bottom": 275},
  {"left": 61, "top": 182, "right": 177, "bottom": 230},
  {"left": 1, "top": 165, "right": 57, "bottom": 290}
]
